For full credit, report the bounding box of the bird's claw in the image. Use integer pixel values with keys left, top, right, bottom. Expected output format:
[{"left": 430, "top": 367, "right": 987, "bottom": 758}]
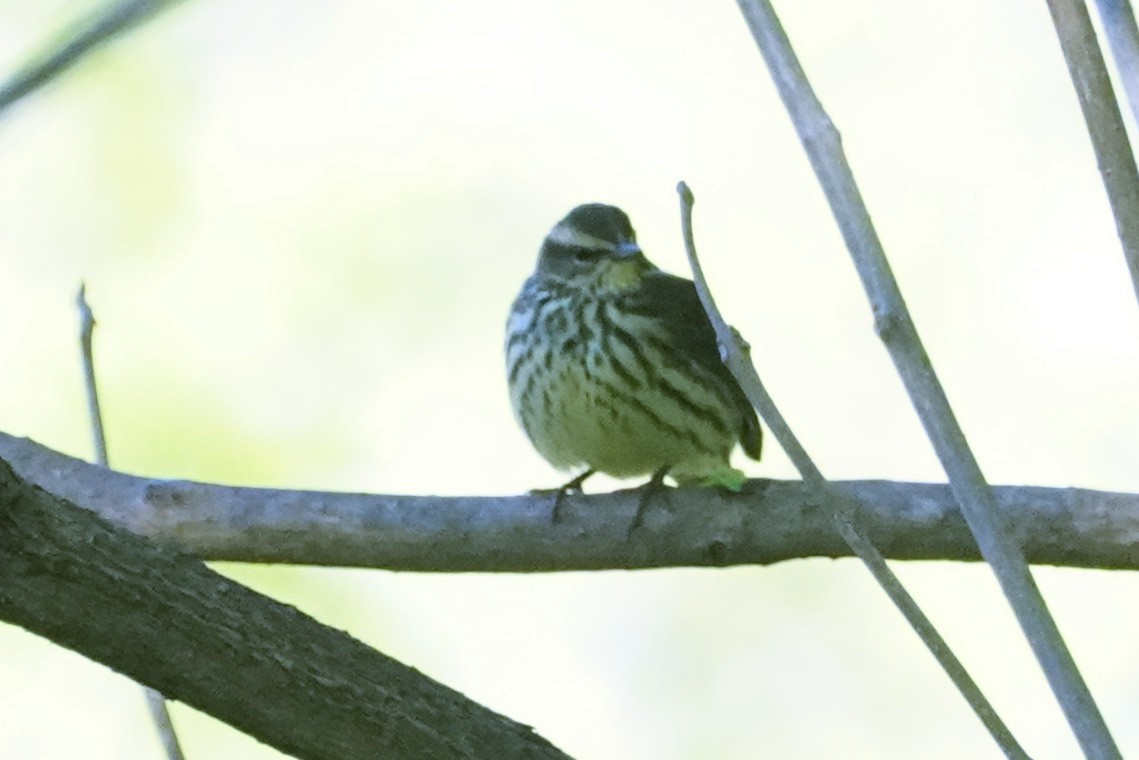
[
  {"left": 627, "top": 466, "right": 672, "bottom": 539},
  {"left": 540, "top": 469, "right": 596, "bottom": 523}
]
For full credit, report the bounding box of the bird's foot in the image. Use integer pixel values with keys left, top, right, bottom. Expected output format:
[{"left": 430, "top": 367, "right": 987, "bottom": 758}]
[
  {"left": 627, "top": 466, "right": 672, "bottom": 538},
  {"left": 529, "top": 469, "right": 596, "bottom": 523}
]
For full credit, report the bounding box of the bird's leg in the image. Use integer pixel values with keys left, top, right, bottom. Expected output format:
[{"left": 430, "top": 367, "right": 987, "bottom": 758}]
[
  {"left": 559, "top": 468, "right": 597, "bottom": 494},
  {"left": 549, "top": 468, "right": 596, "bottom": 523},
  {"left": 627, "top": 466, "right": 672, "bottom": 538}
]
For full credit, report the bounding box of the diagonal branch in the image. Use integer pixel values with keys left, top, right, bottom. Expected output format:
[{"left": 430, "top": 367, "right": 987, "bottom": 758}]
[
  {"left": 1092, "top": 0, "right": 1139, "bottom": 129},
  {"left": 0, "top": 454, "right": 571, "bottom": 760},
  {"left": 676, "top": 183, "right": 1026, "bottom": 758},
  {"left": 0, "top": 0, "right": 185, "bottom": 117},
  {"left": 1046, "top": 0, "right": 1139, "bottom": 308},
  {"left": 733, "top": 1, "right": 1121, "bottom": 755},
  {"left": 2, "top": 433, "right": 1137, "bottom": 571}
]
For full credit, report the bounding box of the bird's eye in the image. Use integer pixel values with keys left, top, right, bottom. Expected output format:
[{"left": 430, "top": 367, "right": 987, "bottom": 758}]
[{"left": 572, "top": 249, "right": 597, "bottom": 264}]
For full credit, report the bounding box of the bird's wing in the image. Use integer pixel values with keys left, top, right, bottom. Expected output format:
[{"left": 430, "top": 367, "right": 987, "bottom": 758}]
[{"left": 625, "top": 272, "right": 762, "bottom": 460}]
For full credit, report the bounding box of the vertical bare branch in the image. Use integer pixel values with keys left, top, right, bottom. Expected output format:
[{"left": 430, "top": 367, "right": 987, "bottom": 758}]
[
  {"left": 77, "top": 286, "right": 186, "bottom": 760},
  {"left": 1046, "top": 0, "right": 1139, "bottom": 308},
  {"left": 0, "top": 0, "right": 184, "bottom": 117},
  {"left": 731, "top": 1, "right": 1121, "bottom": 757},
  {"left": 676, "top": 183, "right": 1028, "bottom": 760},
  {"left": 77, "top": 285, "right": 109, "bottom": 467}
]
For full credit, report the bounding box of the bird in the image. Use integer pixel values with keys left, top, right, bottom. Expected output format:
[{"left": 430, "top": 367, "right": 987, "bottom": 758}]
[{"left": 505, "top": 202, "right": 761, "bottom": 518}]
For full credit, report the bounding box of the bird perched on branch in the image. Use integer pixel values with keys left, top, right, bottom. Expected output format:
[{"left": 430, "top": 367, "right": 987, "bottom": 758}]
[{"left": 506, "top": 203, "right": 761, "bottom": 507}]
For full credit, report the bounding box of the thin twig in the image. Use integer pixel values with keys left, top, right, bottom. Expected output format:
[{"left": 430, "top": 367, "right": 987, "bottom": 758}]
[
  {"left": 77, "top": 285, "right": 109, "bottom": 466},
  {"left": 676, "top": 183, "right": 1028, "bottom": 760},
  {"left": 0, "top": 0, "right": 184, "bottom": 117},
  {"left": 1046, "top": 0, "right": 1139, "bottom": 309},
  {"left": 1092, "top": 0, "right": 1139, "bottom": 128},
  {"left": 77, "top": 286, "right": 187, "bottom": 760},
  {"left": 731, "top": 1, "right": 1121, "bottom": 757}
]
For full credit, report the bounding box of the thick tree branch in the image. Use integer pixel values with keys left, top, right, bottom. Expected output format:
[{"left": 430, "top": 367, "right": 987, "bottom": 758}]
[
  {"left": 0, "top": 454, "right": 570, "bottom": 760},
  {"left": 2, "top": 433, "right": 1136, "bottom": 571}
]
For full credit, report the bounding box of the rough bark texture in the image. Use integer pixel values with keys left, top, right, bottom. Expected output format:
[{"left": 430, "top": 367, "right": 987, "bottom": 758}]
[{"left": 0, "top": 456, "right": 570, "bottom": 760}]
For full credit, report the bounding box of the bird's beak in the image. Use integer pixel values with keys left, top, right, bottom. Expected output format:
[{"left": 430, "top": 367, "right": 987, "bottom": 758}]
[{"left": 611, "top": 241, "right": 642, "bottom": 259}]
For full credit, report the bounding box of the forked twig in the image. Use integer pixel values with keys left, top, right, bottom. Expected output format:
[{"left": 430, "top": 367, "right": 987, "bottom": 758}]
[
  {"left": 676, "top": 183, "right": 1027, "bottom": 760},
  {"left": 730, "top": 1, "right": 1120, "bottom": 756},
  {"left": 77, "top": 286, "right": 187, "bottom": 760}
]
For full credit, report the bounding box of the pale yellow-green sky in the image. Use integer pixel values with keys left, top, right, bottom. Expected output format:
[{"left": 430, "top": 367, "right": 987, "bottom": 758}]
[{"left": 2, "top": 1, "right": 1138, "bottom": 758}]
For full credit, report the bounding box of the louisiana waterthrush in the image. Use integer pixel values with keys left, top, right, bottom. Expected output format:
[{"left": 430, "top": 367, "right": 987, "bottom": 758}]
[{"left": 506, "top": 203, "right": 761, "bottom": 493}]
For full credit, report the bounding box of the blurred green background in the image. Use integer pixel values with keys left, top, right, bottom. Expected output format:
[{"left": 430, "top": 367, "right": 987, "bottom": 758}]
[{"left": 2, "top": 0, "right": 1139, "bottom": 757}]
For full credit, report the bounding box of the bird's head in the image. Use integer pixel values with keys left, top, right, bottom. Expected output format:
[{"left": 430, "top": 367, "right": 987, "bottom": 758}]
[{"left": 535, "top": 203, "right": 652, "bottom": 292}]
